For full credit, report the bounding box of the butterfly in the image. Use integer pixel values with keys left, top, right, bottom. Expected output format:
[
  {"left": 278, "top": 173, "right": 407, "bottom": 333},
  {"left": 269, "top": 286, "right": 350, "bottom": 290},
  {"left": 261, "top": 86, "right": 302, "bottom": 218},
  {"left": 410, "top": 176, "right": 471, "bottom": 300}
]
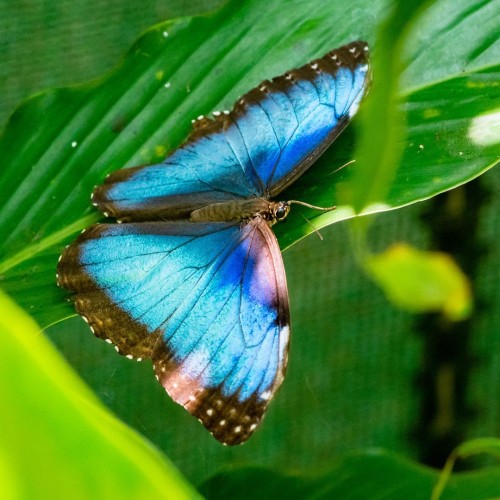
[{"left": 57, "top": 40, "right": 371, "bottom": 445}]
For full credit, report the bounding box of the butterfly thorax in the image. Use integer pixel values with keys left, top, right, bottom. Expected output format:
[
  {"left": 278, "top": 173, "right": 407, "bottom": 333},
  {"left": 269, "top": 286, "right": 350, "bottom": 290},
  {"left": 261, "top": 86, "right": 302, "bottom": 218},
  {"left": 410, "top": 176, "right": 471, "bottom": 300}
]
[{"left": 190, "top": 199, "right": 290, "bottom": 225}]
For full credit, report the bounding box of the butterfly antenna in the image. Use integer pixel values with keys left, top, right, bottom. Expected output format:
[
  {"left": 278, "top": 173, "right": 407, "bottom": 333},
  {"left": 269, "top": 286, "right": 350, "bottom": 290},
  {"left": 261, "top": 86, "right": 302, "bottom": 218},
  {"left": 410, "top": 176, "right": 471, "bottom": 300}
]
[
  {"left": 328, "top": 159, "right": 356, "bottom": 176},
  {"left": 288, "top": 200, "right": 337, "bottom": 212},
  {"left": 295, "top": 210, "right": 324, "bottom": 241}
]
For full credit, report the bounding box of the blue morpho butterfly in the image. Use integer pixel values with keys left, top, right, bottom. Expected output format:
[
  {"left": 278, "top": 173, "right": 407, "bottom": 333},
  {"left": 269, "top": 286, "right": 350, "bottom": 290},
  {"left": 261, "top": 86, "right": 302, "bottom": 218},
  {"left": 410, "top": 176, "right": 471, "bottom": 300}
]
[{"left": 57, "top": 41, "right": 371, "bottom": 445}]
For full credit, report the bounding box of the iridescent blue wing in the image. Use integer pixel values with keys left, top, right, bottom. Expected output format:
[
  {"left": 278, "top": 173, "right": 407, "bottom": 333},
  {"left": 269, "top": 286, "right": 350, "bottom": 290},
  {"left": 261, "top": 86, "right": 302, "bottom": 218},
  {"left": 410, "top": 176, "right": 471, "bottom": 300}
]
[
  {"left": 92, "top": 41, "right": 370, "bottom": 221},
  {"left": 57, "top": 218, "right": 290, "bottom": 445}
]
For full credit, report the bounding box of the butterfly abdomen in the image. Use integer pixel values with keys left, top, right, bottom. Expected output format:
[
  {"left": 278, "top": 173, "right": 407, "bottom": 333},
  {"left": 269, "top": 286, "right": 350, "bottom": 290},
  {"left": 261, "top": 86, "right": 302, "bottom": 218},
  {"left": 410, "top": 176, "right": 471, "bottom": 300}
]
[{"left": 190, "top": 198, "right": 274, "bottom": 222}]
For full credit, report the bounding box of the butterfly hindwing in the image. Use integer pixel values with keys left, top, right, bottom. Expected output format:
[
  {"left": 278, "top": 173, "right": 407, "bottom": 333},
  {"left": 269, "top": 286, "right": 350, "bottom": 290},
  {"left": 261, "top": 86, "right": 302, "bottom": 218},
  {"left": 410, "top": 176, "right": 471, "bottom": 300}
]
[
  {"left": 57, "top": 218, "right": 290, "bottom": 444},
  {"left": 92, "top": 41, "right": 370, "bottom": 221}
]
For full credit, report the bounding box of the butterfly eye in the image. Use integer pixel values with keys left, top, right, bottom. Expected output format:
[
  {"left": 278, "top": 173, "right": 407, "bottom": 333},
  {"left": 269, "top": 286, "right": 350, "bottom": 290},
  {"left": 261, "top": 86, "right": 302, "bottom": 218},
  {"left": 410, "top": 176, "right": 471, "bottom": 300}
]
[{"left": 274, "top": 203, "right": 289, "bottom": 221}]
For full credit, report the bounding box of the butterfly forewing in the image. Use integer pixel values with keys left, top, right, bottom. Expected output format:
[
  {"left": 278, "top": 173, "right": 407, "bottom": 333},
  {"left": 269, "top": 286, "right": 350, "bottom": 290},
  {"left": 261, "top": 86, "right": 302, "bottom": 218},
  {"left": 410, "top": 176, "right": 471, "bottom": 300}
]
[
  {"left": 92, "top": 41, "right": 370, "bottom": 221},
  {"left": 232, "top": 40, "right": 370, "bottom": 196}
]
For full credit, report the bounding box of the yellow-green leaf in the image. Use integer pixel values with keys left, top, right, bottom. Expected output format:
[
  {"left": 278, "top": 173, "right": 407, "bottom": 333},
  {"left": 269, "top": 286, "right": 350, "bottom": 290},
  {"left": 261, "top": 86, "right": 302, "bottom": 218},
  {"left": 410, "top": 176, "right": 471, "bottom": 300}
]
[
  {"left": 0, "top": 289, "right": 199, "bottom": 500},
  {"left": 366, "top": 243, "right": 472, "bottom": 320}
]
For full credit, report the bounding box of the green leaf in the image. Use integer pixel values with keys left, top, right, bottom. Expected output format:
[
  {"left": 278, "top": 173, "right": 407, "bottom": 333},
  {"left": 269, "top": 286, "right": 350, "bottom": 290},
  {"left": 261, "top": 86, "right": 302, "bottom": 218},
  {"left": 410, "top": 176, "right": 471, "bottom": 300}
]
[
  {"left": 341, "top": 0, "right": 424, "bottom": 213},
  {"left": 366, "top": 243, "right": 472, "bottom": 320},
  {"left": 199, "top": 449, "right": 500, "bottom": 499},
  {"left": 0, "top": 288, "right": 199, "bottom": 499},
  {"left": 0, "top": 0, "right": 498, "bottom": 327}
]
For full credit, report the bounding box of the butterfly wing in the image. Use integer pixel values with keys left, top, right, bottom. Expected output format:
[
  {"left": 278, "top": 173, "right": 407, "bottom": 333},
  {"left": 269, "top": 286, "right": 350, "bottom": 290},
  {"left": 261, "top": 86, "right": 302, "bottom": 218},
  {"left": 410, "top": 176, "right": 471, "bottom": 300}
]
[
  {"left": 92, "top": 41, "right": 370, "bottom": 221},
  {"left": 57, "top": 218, "right": 290, "bottom": 445}
]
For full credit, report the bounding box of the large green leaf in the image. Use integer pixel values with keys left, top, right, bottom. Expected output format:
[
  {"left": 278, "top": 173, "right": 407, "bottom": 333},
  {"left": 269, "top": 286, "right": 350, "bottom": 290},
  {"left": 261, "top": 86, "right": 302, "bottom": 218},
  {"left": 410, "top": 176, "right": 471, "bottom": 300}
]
[
  {"left": 0, "top": 288, "right": 199, "bottom": 499},
  {"left": 0, "top": 0, "right": 498, "bottom": 326},
  {"left": 199, "top": 450, "right": 500, "bottom": 499}
]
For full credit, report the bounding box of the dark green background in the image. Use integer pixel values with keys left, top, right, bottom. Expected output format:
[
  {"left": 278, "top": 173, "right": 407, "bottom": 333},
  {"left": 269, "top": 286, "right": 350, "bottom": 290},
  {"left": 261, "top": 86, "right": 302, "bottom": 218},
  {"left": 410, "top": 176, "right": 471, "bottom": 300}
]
[{"left": 2, "top": 0, "right": 498, "bottom": 485}]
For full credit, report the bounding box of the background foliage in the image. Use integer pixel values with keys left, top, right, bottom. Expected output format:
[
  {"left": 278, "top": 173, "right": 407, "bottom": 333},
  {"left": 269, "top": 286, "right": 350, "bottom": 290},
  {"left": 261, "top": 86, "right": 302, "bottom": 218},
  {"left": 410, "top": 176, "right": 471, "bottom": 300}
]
[{"left": 0, "top": 0, "right": 499, "bottom": 498}]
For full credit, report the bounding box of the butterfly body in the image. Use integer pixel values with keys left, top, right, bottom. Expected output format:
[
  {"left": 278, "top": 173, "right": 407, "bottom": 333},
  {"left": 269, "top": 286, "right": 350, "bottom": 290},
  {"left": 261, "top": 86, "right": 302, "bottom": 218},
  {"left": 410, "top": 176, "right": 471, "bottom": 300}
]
[
  {"left": 57, "top": 41, "right": 371, "bottom": 445},
  {"left": 190, "top": 199, "right": 289, "bottom": 223}
]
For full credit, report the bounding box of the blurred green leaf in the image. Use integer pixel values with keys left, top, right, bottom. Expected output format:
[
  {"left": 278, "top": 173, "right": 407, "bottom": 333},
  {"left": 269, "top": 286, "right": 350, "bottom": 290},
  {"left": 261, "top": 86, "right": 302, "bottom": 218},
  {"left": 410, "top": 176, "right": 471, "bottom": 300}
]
[
  {"left": 367, "top": 243, "right": 472, "bottom": 320},
  {"left": 200, "top": 449, "right": 500, "bottom": 499},
  {"left": 0, "top": 0, "right": 498, "bottom": 327},
  {"left": 0, "top": 289, "right": 199, "bottom": 500},
  {"left": 342, "top": 0, "right": 423, "bottom": 213}
]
